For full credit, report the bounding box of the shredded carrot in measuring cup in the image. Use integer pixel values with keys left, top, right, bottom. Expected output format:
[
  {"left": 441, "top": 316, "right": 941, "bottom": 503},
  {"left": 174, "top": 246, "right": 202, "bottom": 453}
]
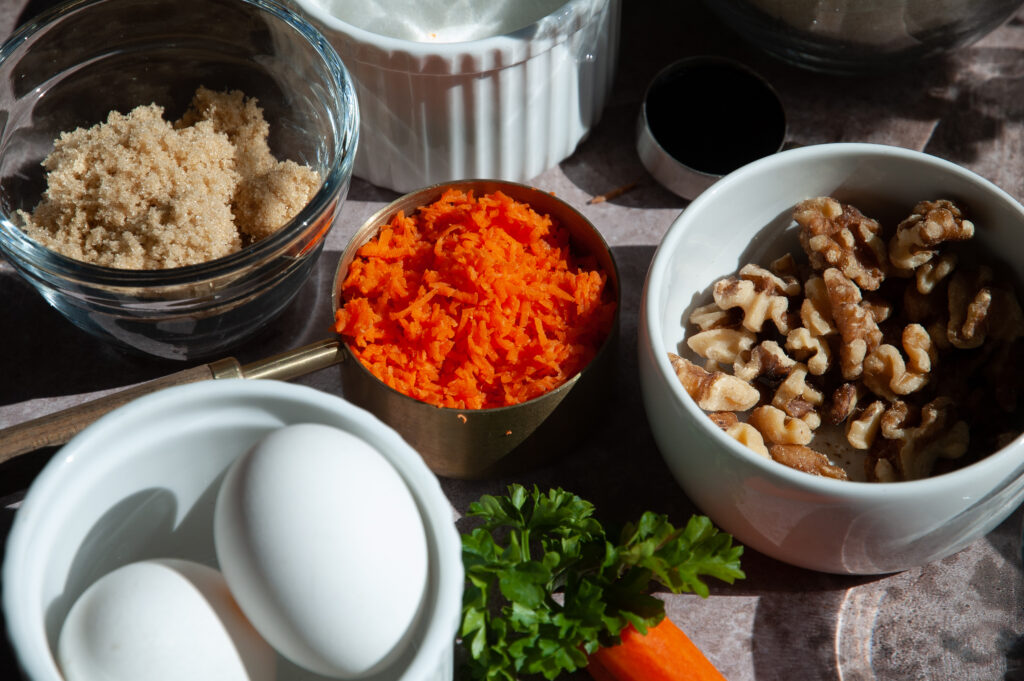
[{"left": 334, "top": 189, "right": 616, "bottom": 409}]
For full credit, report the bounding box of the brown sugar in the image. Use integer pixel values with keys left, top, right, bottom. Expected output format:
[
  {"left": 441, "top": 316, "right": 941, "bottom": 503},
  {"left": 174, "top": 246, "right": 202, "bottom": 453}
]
[{"left": 18, "top": 87, "right": 321, "bottom": 270}]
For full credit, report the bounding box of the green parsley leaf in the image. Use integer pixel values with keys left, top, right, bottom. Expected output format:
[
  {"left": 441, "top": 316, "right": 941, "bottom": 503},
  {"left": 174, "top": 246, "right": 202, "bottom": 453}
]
[{"left": 459, "top": 484, "right": 744, "bottom": 680}]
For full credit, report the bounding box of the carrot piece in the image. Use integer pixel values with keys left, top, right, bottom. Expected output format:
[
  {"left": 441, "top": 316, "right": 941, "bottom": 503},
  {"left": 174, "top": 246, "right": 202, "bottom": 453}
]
[{"left": 586, "top": 618, "right": 728, "bottom": 681}]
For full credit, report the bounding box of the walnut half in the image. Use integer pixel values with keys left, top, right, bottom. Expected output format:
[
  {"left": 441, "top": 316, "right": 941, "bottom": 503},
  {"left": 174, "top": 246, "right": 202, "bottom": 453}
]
[
  {"left": 795, "top": 196, "right": 888, "bottom": 291},
  {"left": 866, "top": 398, "right": 970, "bottom": 481},
  {"left": 708, "top": 412, "right": 770, "bottom": 458},
  {"left": 770, "top": 444, "right": 849, "bottom": 480},
  {"left": 862, "top": 323, "right": 936, "bottom": 400},
  {"left": 669, "top": 353, "right": 760, "bottom": 412},
  {"left": 889, "top": 199, "right": 974, "bottom": 272},
  {"left": 823, "top": 267, "right": 883, "bottom": 380}
]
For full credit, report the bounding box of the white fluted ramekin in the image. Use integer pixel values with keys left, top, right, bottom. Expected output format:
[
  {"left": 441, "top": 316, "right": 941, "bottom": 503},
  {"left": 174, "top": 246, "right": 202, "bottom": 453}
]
[{"left": 293, "top": 0, "right": 620, "bottom": 192}]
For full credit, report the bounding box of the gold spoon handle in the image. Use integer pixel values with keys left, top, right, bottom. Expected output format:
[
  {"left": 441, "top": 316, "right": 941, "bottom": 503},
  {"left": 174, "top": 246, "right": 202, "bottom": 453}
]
[{"left": 0, "top": 339, "right": 343, "bottom": 465}]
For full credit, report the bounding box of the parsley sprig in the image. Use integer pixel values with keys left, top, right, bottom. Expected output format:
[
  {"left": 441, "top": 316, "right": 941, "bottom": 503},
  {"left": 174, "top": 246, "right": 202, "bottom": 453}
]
[{"left": 459, "top": 484, "right": 745, "bottom": 681}]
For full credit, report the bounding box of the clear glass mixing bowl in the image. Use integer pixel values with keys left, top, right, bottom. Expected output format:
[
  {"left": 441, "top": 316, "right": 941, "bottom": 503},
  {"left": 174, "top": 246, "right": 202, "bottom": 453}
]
[
  {"left": 703, "top": 0, "right": 1024, "bottom": 75},
  {"left": 0, "top": 0, "right": 359, "bottom": 360}
]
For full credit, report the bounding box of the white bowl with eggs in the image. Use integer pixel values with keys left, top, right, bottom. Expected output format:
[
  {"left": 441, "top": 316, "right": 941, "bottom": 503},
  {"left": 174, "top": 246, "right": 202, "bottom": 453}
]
[
  {"left": 638, "top": 142, "right": 1024, "bottom": 575},
  {"left": 291, "top": 0, "right": 620, "bottom": 192},
  {"left": 2, "top": 380, "right": 463, "bottom": 681}
]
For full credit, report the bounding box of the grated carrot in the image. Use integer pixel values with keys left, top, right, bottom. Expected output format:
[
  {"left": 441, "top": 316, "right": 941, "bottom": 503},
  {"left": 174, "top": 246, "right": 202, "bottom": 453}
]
[{"left": 334, "top": 189, "right": 616, "bottom": 409}]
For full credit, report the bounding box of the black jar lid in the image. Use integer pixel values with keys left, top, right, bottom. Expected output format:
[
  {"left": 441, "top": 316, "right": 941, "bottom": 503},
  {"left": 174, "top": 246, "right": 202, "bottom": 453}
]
[{"left": 636, "top": 56, "right": 787, "bottom": 200}]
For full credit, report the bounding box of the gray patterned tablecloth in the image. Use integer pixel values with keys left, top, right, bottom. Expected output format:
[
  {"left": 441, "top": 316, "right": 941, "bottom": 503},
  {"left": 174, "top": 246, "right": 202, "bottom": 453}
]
[{"left": 1, "top": 0, "right": 1022, "bottom": 679}]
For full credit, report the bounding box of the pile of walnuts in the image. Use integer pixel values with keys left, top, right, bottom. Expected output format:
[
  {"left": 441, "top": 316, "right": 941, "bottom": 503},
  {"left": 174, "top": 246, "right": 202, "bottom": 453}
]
[{"left": 671, "top": 197, "right": 1024, "bottom": 482}]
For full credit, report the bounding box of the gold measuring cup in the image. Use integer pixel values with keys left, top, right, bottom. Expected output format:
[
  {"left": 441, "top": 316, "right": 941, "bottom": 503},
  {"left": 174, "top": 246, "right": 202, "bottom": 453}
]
[{"left": 0, "top": 181, "right": 620, "bottom": 479}]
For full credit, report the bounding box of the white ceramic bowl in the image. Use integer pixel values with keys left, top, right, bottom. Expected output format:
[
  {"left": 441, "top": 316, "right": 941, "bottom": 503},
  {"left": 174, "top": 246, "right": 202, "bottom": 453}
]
[
  {"left": 639, "top": 142, "right": 1024, "bottom": 575},
  {"left": 2, "top": 380, "right": 463, "bottom": 681},
  {"left": 291, "top": 0, "right": 620, "bottom": 192}
]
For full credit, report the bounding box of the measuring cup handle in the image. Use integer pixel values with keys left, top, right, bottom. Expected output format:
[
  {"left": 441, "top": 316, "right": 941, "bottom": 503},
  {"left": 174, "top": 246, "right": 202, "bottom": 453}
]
[
  {"left": 0, "top": 364, "right": 225, "bottom": 464},
  {"left": 0, "top": 338, "right": 346, "bottom": 465}
]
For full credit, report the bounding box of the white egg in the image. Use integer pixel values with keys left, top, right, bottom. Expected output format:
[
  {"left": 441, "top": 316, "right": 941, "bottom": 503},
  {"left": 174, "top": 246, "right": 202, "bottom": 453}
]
[
  {"left": 214, "top": 422, "right": 430, "bottom": 679},
  {"left": 58, "top": 559, "right": 275, "bottom": 681}
]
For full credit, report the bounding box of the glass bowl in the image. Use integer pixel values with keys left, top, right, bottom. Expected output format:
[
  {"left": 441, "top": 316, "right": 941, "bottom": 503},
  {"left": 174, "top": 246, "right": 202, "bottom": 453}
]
[
  {"left": 0, "top": 0, "right": 359, "bottom": 360},
  {"left": 703, "top": 0, "right": 1024, "bottom": 75}
]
